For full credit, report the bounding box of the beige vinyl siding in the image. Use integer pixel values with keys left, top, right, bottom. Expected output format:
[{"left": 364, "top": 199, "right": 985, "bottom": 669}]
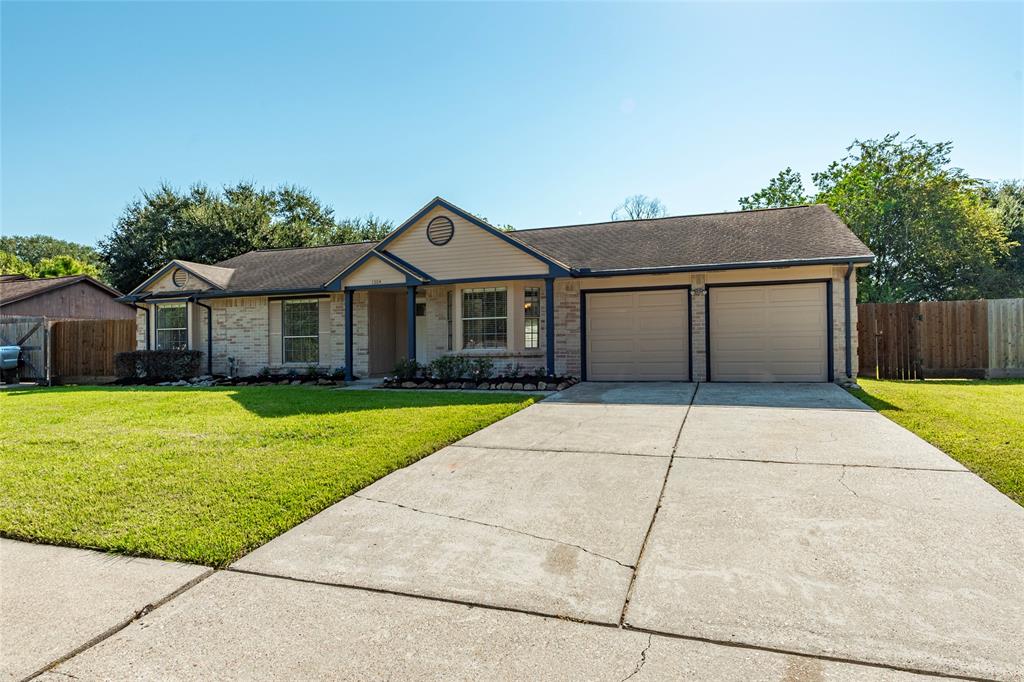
[
  {"left": 268, "top": 300, "right": 282, "bottom": 365},
  {"left": 709, "top": 282, "right": 828, "bottom": 382},
  {"left": 586, "top": 289, "right": 689, "bottom": 381},
  {"left": 148, "top": 268, "right": 213, "bottom": 293},
  {"left": 318, "top": 298, "right": 332, "bottom": 366},
  {"left": 388, "top": 207, "right": 550, "bottom": 280},
  {"left": 344, "top": 256, "right": 409, "bottom": 287}
]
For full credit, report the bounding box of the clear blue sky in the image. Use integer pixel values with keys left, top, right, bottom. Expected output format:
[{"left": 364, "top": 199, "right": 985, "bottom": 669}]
[{"left": 2, "top": 1, "right": 1022, "bottom": 246}]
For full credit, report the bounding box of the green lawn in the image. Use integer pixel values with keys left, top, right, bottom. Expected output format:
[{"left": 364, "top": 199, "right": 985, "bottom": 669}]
[
  {"left": 0, "top": 386, "right": 533, "bottom": 566},
  {"left": 850, "top": 379, "right": 1024, "bottom": 506}
]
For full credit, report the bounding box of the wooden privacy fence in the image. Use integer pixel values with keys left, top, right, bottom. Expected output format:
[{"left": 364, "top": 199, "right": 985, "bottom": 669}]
[
  {"left": 50, "top": 319, "right": 137, "bottom": 381},
  {"left": 858, "top": 298, "right": 1024, "bottom": 379}
]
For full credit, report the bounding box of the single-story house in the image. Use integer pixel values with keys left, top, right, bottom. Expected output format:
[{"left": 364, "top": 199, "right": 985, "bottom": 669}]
[
  {"left": 0, "top": 274, "right": 133, "bottom": 320},
  {"left": 121, "top": 197, "right": 873, "bottom": 383}
]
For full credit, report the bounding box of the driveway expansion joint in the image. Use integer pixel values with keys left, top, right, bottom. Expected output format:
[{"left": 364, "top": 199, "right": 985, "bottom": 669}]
[
  {"left": 351, "top": 493, "right": 634, "bottom": 569},
  {"left": 23, "top": 567, "right": 215, "bottom": 682},
  {"left": 446, "top": 442, "right": 670, "bottom": 459},
  {"left": 676, "top": 453, "right": 971, "bottom": 473},
  {"left": 617, "top": 382, "right": 700, "bottom": 627}
]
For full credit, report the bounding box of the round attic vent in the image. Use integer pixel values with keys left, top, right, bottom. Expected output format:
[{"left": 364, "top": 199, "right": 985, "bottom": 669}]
[
  {"left": 172, "top": 268, "right": 189, "bottom": 288},
  {"left": 426, "top": 216, "right": 454, "bottom": 246}
]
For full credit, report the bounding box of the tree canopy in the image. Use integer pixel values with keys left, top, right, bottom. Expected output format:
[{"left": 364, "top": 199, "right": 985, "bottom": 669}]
[
  {"left": 612, "top": 195, "right": 667, "bottom": 220},
  {"left": 739, "top": 134, "right": 1021, "bottom": 302},
  {"left": 99, "top": 182, "right": 394, "bottom": 293},
  {"left": 738, "top": 167, "right": 810, "bottom": 210}
]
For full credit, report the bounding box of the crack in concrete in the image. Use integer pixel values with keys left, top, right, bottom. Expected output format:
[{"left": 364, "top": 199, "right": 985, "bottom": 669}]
[
  {"left": 621, "top": 633, "right": 653, "bottom": 681},
  {"left": 351, "top": 493, "right": 634, "bottom": 570},
  {"left": 838, "top": 467, "right": 859, "bottom": 497}
]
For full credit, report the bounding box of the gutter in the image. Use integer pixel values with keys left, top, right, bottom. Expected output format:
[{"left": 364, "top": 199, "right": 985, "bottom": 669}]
[
  {"left": 844, "top": 262, "right": 854, "bottom": 380},
  {"left": 191, "top": 297, "right": 214, "bottom": 375},
  {"left": 571, "top": 255, "right": 874, "bottom": 278},
  {"left": 130, "top": 302, "right": 151, "bottom": 350}
]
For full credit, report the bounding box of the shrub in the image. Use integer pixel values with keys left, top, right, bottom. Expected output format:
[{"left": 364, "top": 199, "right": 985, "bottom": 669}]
[
  {"left": 330, "top": 366, "right": 347, "bottom": 379},
  {"left": 306, "top": 364, "right": 319, "bottom": 377},
  {"left": 428, "top": 355, "right": 469, "bottom": 382},
  {"left": 257, "top": 366, "right": 272, "bottom": 378},
  {"left": 393, "top": 358, "right": 421, "bottom": 380},
  {"left": 468, "top": 357, "right": 494, "bottom": 382},
  {"left": 114, "top": 350, "right": 203, "bottom": 380}
]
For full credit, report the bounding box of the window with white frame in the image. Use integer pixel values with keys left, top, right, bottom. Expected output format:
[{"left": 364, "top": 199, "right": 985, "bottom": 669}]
[
  {"left": 462, "top": 287, "right": 507, "bottom": 349},
  {"left": 155, "top": 303, "right": 188, "bottom": 350},
  {"left": 523, "top": 287, "right": 540, "bottom": 349},
  {"left": 283, "top": 299, "right": 319, "bottom": 363}
]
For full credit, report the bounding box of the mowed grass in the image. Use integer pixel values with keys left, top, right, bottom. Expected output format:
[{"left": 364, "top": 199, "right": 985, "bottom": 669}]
[
  {"left": 850, "top": 379, "right": 1024, "bottom": 506},
  {"left": 0, "top": 386, "right": 534, "bottom": 566}
]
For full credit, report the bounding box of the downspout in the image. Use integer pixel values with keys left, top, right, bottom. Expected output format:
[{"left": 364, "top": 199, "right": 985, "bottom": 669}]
[
  {"left": 130, "top": 302, "right": 151, "bottom": 350},
  {"left": 844, "top": 262, "right": 854, "bottom": 381},
  {"left": 192, "top": 297, "right": 214, "bottom": 375}
]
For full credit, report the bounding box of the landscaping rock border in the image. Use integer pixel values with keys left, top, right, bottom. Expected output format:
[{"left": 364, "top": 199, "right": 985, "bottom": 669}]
[{"left": 378, "top": 376, "right": 580, "bottom": 392}]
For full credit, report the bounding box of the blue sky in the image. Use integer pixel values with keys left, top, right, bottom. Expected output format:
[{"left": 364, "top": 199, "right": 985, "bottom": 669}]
[{"left": 2, "top": 1, "right": 1022, "bottom": 246}]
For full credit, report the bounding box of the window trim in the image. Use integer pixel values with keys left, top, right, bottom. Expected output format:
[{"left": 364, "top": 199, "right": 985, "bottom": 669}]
[
  {"left": 155, "top": 302, "right": 189, "bottom": 351},
  {"left": 460, "top": 286, "right": 508, "bottom": 351},
  {"left": 281, "top": 298, "right": 320, "bottom": 365},
  {"left": 523, "top": 286, "right": 540, "bottom": 350}
]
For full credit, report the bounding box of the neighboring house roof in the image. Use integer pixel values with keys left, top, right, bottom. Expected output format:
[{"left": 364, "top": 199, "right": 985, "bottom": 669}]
[
  {"left": 512, "top": 204, "right": 874, "bottom": 274},
  {"left": 128, "top": 202, "right": 873, "bottom": 299},
  {"left": 0, "top": 274, "right": 124, "bottom": 307}
]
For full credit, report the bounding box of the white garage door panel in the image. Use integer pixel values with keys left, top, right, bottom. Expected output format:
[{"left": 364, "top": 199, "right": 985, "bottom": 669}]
[
  {"left": 710, "top": 283, "right": 827, "bottom": 382},
  {"left": 586, "top": 289, "right": 689, "bottom": 381}
]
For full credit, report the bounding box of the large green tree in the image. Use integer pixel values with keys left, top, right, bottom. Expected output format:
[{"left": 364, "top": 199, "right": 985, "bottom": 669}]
[
  {"left": 99, "top": 182, "right": 393, "bottom": 293},
  {"left": 979, "top": 180, "right": 1024, "bottom": 297},
  {"left": 738, "top": 167, "right": 810, "bottom": 209},
  {"left": 34, "top": 255, "right": 102, "bottom": 278},
  {"left": 738, "top": 135, "right": 1018, "bottom": 302},
  {"left": 0, "top": 234, "right": 106, "bottom": 280}
]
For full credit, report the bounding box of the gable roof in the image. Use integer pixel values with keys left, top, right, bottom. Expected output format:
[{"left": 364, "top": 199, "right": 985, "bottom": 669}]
[
  {"left": 512, "top": 204, "right": 873, "bottom": 274},
  {"left": 0, "top": 275, "right": 124, "bottom": 307},
  {"left": 126, "top": 202, "right": 872, "bottom": 299}
]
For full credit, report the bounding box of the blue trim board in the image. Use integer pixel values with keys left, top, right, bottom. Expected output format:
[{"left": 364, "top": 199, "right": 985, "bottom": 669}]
[
  {"left": 578, "top": 284, "right": 692, "bottom": 382},
  {"left": 344, "top": 289, "right": 354, "bottom": 381},
  {"left": 378, "top": 250, "right": 433, "bottom": 281},
  {"left": 544, "top": 277, "right": 555, "bottom": 376},
  {"left": 572, "top": 256, "right": 872, "bottom": 278},
  {"left": 704, "top": 278, "right": 834, "bottom": 382},
  {"left": 406, "top": 285, "right": 417, "bottom": 361}
]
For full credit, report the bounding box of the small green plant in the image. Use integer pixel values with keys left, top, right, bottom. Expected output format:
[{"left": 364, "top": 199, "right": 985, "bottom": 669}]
[
  {"left": 257, "top": 366, "right": 272, "bottom": 379},
  {"left": 468, "top": 357, "right": 494, "bottom": 382},
  {"left": 393, "top": 358, "right": 421, "bottom": 380},
  {"left": 330, "top": 366, "right": 347, "bottom": 379},
  {"left": 306, "top": 364, "right": 319, "bottom": 377},
  {"left": 428, "top": 355, "right": 469, "bottom": 382},
  {"left": 506, "top": 362, "right": 524, "bottom": 379}
]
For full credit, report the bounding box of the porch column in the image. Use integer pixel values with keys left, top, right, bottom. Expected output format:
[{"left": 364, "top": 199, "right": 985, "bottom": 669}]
[
  {"left": 406, "top": 285, "right": 417, "bottom": 362},
  {"left": 344, "top": 289, "right": 354, "bottom": 381},
  {"left": 545, "top": 277, "right": 555, "bottom": 377}
]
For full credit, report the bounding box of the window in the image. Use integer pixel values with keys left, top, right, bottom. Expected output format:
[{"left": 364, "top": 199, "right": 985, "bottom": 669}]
[
  {"left": 446, "top": 291, "right": 453, "bottom": 351},
  {"left": 524, "top": 287, "right": 540, "bottom": 349},
  {"left": 155, "top": 303, "right": 188, "bottom": 350},
  {"left": 462, "top": 287, "right": 507, "bottom": 349},
  {"left": 283, "top": 299, "right": 319, "bottom": 364}
]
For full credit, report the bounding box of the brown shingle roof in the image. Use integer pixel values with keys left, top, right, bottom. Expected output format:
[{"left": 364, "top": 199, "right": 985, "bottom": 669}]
[
  {"left": 212, "top": 242, "right": 376, "bottom": 291},
  {"left": 133, "top": 204, "right": 871, "bottom": 297},
  {"left": 511, "top": 204, "right": 873, "bottom": 273},
  {"left": 0, "top": 275, "right": 123, "bottom": 307}
]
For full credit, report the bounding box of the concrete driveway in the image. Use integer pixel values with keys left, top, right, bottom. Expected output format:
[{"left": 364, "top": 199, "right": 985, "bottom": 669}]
[{"left": 22, "top": 382, "right": 1024, "bottom": 681}]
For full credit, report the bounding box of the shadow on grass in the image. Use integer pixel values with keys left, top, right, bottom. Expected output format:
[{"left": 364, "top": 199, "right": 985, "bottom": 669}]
[
  {"left": 0, "top": 384, "right": 534, "bottom": 418},
  {"left": 847, "top": 386, "right": 902, "bottom": 412}
]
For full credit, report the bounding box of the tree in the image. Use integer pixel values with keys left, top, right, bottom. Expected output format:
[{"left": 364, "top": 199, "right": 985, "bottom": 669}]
[
  {"left": 34, "top": 255, "right": 101, "bottom": 278},
  {"left": 813, "top": 134, "right": 1013, "bottom": 302},
  {"left": 979, "top": 180, "right": 1024, "bottom": 296},
  {"left": 0, "top": 234, "right": 102, "bottom": 267},
  {"left": 612, "top": 195, "right": 667, "bottom": 220},
  {"left": 0, "top": 251, "right": 36, "bottom": 276},
  {"left": 99, "top": 182, "right": 393, "bottom": 293},
  {"left": 738, "top": 167, "right": 810, "bottom": 209}
]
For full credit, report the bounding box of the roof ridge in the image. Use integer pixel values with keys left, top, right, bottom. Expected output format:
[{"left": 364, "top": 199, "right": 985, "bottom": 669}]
[
  {"left": 247, "top": 240, "right": 379, "bottom": 254},
  {"left": 518, "top": 204, "right": 820, "bottom": 234}
]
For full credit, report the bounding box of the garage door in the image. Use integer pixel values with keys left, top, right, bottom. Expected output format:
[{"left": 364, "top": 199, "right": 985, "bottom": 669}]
[
  {"left": 586, "top": 289, "right": 689, "bottom": 381},
  {"left": 709, "top": 282, "right": 828, "bottom": 382}
]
